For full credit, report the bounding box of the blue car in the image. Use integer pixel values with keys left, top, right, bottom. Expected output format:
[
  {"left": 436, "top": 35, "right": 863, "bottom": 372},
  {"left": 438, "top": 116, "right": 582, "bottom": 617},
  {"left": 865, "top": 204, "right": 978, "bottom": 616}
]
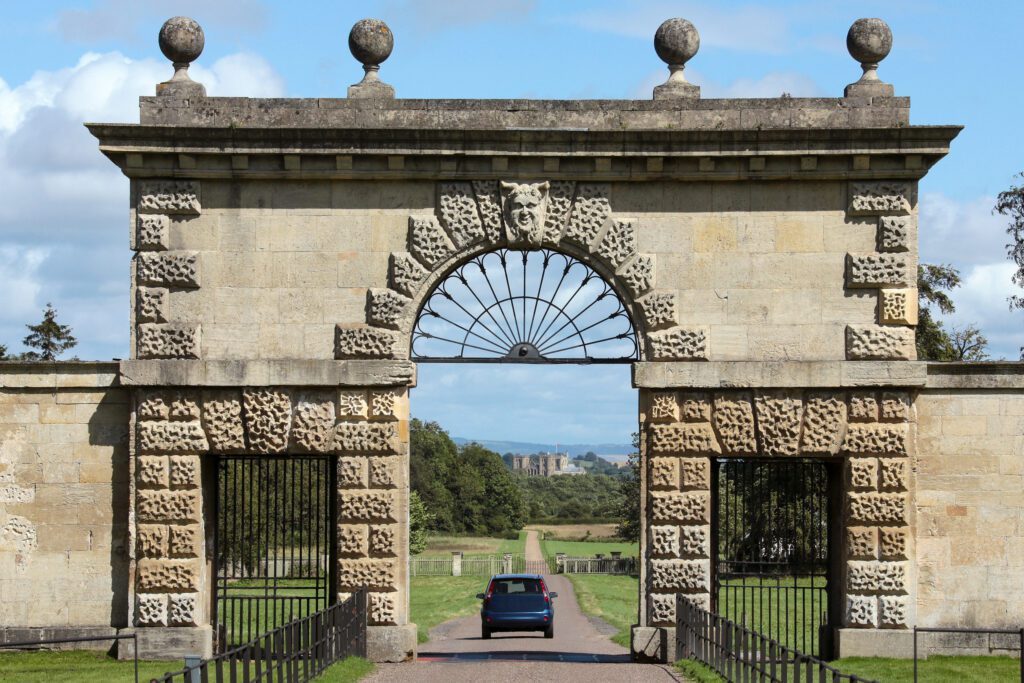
[{"left": 476, "top": 574, "right": 558, "bottom": 639}]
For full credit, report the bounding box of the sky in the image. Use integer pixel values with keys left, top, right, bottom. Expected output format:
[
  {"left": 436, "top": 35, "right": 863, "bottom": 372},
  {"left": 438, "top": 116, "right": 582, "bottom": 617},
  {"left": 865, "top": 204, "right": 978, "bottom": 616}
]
[{"left": 0, "top": 0, "right": 1021, "bottom": 445}]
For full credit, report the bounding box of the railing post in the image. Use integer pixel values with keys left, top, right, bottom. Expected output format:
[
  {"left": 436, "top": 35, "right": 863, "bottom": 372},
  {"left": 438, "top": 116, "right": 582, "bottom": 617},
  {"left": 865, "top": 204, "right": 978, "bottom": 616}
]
[{"left": 451, "top": 551, "right": 462, "bottom": 577}]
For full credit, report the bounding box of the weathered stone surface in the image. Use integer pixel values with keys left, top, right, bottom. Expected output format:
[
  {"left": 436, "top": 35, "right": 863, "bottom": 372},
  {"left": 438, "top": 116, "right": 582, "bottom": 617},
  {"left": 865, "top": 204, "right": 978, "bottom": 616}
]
[
  {"left": 649, "top": 423, "right": 720, "bottom": 455},
  {"left": 879, "top": 527, "right": 908, "bottom": 559},
  {"left": 389, "top": 252, "right": 429, "bottom": 298},
  {"left": 848, "top": 393, "right": 878, "bottom": 421},
  {"left": 337, "top": 559, "right": 396, "bottom": 591},
  {"left": 243, "top": 388, "right": 292, "bottom": 453},
  {"left": 168, "top": 393, "right": 200, "bottom": 421},
  {"left": 650, "top": 526, "right": 679, "bottom": 557},
  {"left": 439, "top": 182, "right": 485, "bottom": 248},
  {"left": 847, "top": 561, "right": 906, "bottom": 593},
  {"left": 338, "top": 491, "right": 395, "bottom": 522},
  {"left": 754, "top": 393, "right": 803, "bottom": 457},
  {"left": 847, "top": 253, "right": 911, "bottom": 288},
  {"left": 880, "top": 288, "right": 916, "bottom": 325},
  {"left": 596, "top": 219, "right": 638, "bottom": 269},
  {"left": 849, "top": 457, "right": 878, "bottom": 490},
  {"left": 369, "top": 457, "right": 398, "bottom": 488},
  {"left": 335, "top": 326, "right": 399, "bottom": 360},
  {"left": 338, "top": 525, "right": 368, "bottom": 557},
  {"left": 338, "top": 391, "right": 368, "bottom": 418},
  {"left": 649, "top": 457, "right": 678, "bottom": 489},
  {"left": 202, "top": 394, "right": 245, "bottom": 451},
  {"left": 712, "top": 395, "right": 757, "bottom": 454},
  {"left": 138, "top": 421, "right": 208, "bottom": 454},
  {"left": 137, "top": 215, "right": 169, "bottom": 250},
  {"left": 471, "top": 181, "right": 503, "bottom": 242},
  {"left": 879, "top": 595, "right": 908, "bottom": 628},
  {"left": 847, "top": 595, "right": 877, "bottom": 627},
  {"left": 878, "top": 215, "right": 909, "bottom": 251},
  {"left": 138, "top": 324, "right": 201, "bottom": 359},
  {"left": 139, "top": 180, "right": 201, "bottom": 214},
  {"left": 650, "top": 559, "right": 708, "bottom": 591},
  {"left": 367, "top": 288, "right": 411, "bottom": 330},
  {"left": 291, "top": 396, "right": 336, "bottom": 453},
  {"left": 801, "top": 393, "right": 846, "bottom": 454},
  {"left": 842, "top": 424, "right": 907, "bottom": 455},
  {"left": 848, "top": 182, "right": 911, "bottom": 215},
  {"left": 543, "top": 180, "right": 575, "bottom": 243},
  {"left": 137, "top": 594, "right": 168, "bottom": 626},
  {"left": 618, "top": 255, "right": 655, "bottom": 297},
  {"left": 679, "top": 458, "right": 710, "bottom": 490},
  {"left": 335, "top": 422, "right": 399, "bottom": 453},
  {"left": 848, "top": 493, "right": 907, "bottom": 524},
  {"left": 169, "top": 455, "right": 200, "bottom": 487},
  {"left": 651, "top": 493, "right": 709, "bottom": 523},
  {"left": 136, "top": 288, "right": 168, "bottom": 324},
  {"left": 136, "top": 252, "right": 200, "bottom": 288},
  {"left": 649, "top": 393, "right": 678, "bottom": 422},
  {"left": 879, "top": 392, "right": 910, "bottom": 422},
  {"left": 648, "top": 593, "right": 676, "bottom": 625},
  {"left": 369, "top": 526, "right": 397, "bottom": 556},
  {"left": 678, "top": 393, "right": 710, "bottom": 422},
  {"left": 501, "top": 181, "right": 549, "bottom": 246},
  {"left": 138, "top": 455, "right": 169, "bottom": 488},
  {"left": 638, "top": 292, "right": 678, "bottom": 331},
  {"left": 138, "top": 392, "right": 171, "bottom": 420},
  {"left": 408, "top": 215, "right": 455, "bottom": 268},
  {"left": 369, "top": 390, "right": 398, "bottom": 419},
  {"left": 168, "top": 594, "right": 198, "bottom": 626},
  {"left": 168, "top": 525, "right": 199, "bottom": 557},
  {"left": 369, "top": 592, "right": 397, "bottom": 625},
  {"left": 679, "top": 526, "right": 709, "bottom": 558},
  {"left": 647, "top": 327, "right": 708, "bottom": 361},
  {"left": 138, "top": 490, "right": 201, "bottom": 523},
  {"left": 847, "top": 527, "right": 877, "bottom": 559},
  {"left": 138, "top": 525, "right": 168, "bottom": 558},
  {"left": 846, "top": 325, "right": 914, "bottom": 360},
  {"left": 338, "top": 457, "right": 368, "bottom": 488},
  {"left": 563, "top": 183, "right": 611, "bottom": 247},
  {"left": 879, "top": 458, "right": 907, "bottom": 491},
  {"left": 138, "top": 559, "right": 200, "bottom": 591}
]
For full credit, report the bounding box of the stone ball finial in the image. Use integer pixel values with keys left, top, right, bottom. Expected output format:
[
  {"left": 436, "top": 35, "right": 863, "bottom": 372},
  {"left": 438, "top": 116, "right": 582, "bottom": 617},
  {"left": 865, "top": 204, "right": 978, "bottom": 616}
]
[
  {"left": 652, "top": 18, "right": 700, "bottom": 100},
  {"left": 844, "top": 18, "right": 894, "bottom": 97},
  {"left": 156, "top": 17, "right": 206, "bottom": 97},
  {"left": 347, "top": 19, "right": 396, "bottom": 99}
]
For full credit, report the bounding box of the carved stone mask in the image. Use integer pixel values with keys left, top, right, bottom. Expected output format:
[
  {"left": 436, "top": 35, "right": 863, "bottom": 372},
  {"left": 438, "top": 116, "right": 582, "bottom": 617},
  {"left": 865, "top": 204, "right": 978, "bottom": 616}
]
[{"left": 501, "top": 181, "right": 549, "bottom": 246}]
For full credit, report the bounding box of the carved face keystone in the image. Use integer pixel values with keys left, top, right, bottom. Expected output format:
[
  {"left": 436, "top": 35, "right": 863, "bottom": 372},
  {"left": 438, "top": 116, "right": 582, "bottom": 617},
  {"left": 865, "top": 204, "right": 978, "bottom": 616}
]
[{"left": 501, "top": 181, "right": 549, "bottom": 246}]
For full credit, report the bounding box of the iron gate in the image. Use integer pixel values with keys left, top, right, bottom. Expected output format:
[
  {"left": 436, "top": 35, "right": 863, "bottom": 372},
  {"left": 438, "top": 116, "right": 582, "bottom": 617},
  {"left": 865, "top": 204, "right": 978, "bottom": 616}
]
[
  {"left": 214, "top": 456, "right": 334, "bottom": 652},
  {"left": 712, "top": 458, "right": 838, "bottom": 659}
]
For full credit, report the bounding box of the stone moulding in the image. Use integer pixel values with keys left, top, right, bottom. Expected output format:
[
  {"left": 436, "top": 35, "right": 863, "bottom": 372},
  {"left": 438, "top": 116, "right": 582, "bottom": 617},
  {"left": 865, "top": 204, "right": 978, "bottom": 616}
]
[
  {"left": 118, "top": 359, "right": 417, "bottom": 387},
  {"left": 632, "top": 361, "right": 929, "bottom": 388}
]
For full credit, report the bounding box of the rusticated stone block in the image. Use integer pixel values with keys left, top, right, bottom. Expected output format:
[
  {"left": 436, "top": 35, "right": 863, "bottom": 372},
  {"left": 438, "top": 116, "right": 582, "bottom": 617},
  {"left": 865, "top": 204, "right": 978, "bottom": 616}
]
[
  {"left": 842, "top": 424, "right": 908, "bottom": 456},
  {"left": 679, "top": 458, "right": 710, "bottom": 490},
  {"left": 369, "top": 526, "right": 397, "bottom": 556},
  {"left": 879, "top": 595, "right": 908, "bottom": 628},
  {"left": 138, "top": 324, "right": 201, "bottom": 359},
  {"left": 649, "top": 423, "right": 721, "bottom": 455},
  {"left": 471, "top": 180, "right": 503, "bottom": 242},
  {"left": 849, "top": 458, "right": 878, "bottom": 490},
  {"left": 168, "top": 393, "right": 200, "bottom": 421},
  {"left": 801, "top": 393, "right": 846, "bottom": 455},
  {"left": 243, "top": 389, "right": 292, "bottom": 454},
  {"left": 847, "top": 561, "right": 907, "bottom": 593},
  {"left": 202, "top": 394, "right": 246, "bottom": 451},
  {"left": 337, "top": 559, "right": 396, "bottom": 591},
  {"left": 369, "top": 457, "right": 398, "bottom": 489},
  {"left": 848, "top": 181, "right": 912, "bottom": 216},
  {"left": 847, "top": 527, "right": 877, "bottom": 560},
  {"left": 389, "top": 252, "right": 429, "bottom": 298},
  {"left": 847, "top": 253, "right": 911, "bottom": 288},
  {"left": 543, "top": 180, "right": 575, "bottom": 244},
  {"left": 291, "top": 397, "right": 336, "bottom": 453},
  {"left": 879, "top": 528, "right": 908, "bottom": 559},
  {"left": 595, "top": 219, "right": 638, "bottom": 269},
  {"left": 409, "top": 215, "right": 455, "bottom": 268},
  {"left": 878, "top": 215, "right": 910, "bottom": 251},
  {"left": 880, "top": 289, "right": 917, "bottom": 325},
  {"left": 439, "top": 182, "right": 486, "bottom": 248},
  {"left": 338, "top": 525, "right": 368, "bottom": 557},
  {"left": 678, "top": 393, "right": 711, "bottom": 422},
  {"left": 138, "top": 524, "right": 168, "bottom": 558},
  {"left": 651, "top": 493, "right": 709, "bottom": 523},
  {"left": 650, "top": 526, "right": 679, "bottom": 557},
  {"left": 847, "top": 595, "right": 877, "bottom": 627},
  {"left": 137, "top": 594, "right": 167, "bottom": 626},
  {"left": 846, "top": 325, "right": 914, "bottom": 361},
  {"left": 618, "top": 254, "right": 655, "bottom": 297},
  {"left": 679, "top": 526, "right": 709, "bottom": 558},
  {"left": 848, "top": 493, "right": 907, "bottom": 525},
  {"left": 335, "top": 326, "right": 400, "bottom": 360},
  {"left": 138, "top": 421, "right": 208, "bottom": 454},
  {"left": 138, "top": 456, "right": 169, "bottom": 488},
  {"left": 649, "top": 457, "right": 678, "bottom": 489},
  {"left": 338, "top": 391, "right": 368, "bottom": 418},
  {"left": 138, "top": 392, "right": 170, "bottom": 421},
  {"left": 880, "top": 392, "right": 911, "bottom": 422},
  {"left": 137, "top": 287, "right": 168, "bottom": 323},
  {"left": 138, "top": 559, "right": 200, "bottom": 592},
  {"left": 638, "top": 291, "right": 678, "bottom": 331},
  {"left": 369, "top": 592, "right": 397, "bottom": 626},
  {"left": 648, "top": 593, "right": 676, "bottom": 625},
  {"left": 338, "top": 491, "right": 395, "bottom": 522},
  {"left": 136, "top": 252, "right": 200, "bottom": 288},
  {"left": 754, "top": 393, "right": 803, "bottom": 457},
  {"left": 168, "top": 594, "right": 198, "bottom": 626},
  {"left": 137, "top": 214, "right": 169, "bottom": 250},
  {"left": 138, "top": 490, "right": 201, "bottom": 523},
  {"left": 650, "top": 559, "right": 708, "bottom": 592},
  {"left": 647, "top": 327, "right": 708, "bottom": 361},
  {"left": 563, "top": 183, "right": 611, "bottom": 247},
  {"left": 649, "top": 393, "right": 678, "bottom": 422},
  {"left": 367, "top": 288, "right": 412, "bottom": 331},
  {"left": 169, "top": 455, "right": 200, "bottom": 488},
  {"left": 848, "top": 393, "right": 878, "bottom": 421},
  {"left": 139, "top": 180, "right": 201, "bottom": 214},
  {"left": 338, "top": 458, "right": 368, "bottom": 488},
  {"left": 712, "top": 395, "right": 756, "bottom": 455},
  {"left": 369, "top": 391, "right": 398, "bottom": 420},
  {"left": 168, "top": 525, "right": 199, "bottom": 558},
  {"left": 879, "top": 458, "right": 907, "bottom": 491},
  {"left": 335, "top": 422, "right": 400, "bottom": 454}
]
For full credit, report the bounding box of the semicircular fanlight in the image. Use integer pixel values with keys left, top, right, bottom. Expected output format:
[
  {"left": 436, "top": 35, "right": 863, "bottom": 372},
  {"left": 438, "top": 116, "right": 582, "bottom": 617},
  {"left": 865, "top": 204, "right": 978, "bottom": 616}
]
[{"left": 411, "top": 249, "right": 638, "bottom": 363}]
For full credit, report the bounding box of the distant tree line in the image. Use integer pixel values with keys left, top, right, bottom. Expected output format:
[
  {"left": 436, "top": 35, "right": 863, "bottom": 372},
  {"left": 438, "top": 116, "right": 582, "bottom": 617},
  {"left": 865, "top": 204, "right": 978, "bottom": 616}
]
[{"left": 0, "top": 303, "right": 77, "bottom": 360}]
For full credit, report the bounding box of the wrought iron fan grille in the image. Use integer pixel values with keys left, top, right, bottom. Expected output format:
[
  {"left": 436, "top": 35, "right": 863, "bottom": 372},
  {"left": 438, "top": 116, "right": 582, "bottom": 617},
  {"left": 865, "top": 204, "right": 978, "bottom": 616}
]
[{"left": 412, "top": 249, "right": 639, "bottom": 363}]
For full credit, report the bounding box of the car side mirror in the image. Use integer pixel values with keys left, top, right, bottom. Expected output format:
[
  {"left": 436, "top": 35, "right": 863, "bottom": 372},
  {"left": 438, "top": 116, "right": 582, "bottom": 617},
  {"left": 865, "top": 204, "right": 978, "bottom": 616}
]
[
  {"left": 549, "top": 592, "right": 558, "bottom": 599},
  {"left": 476, "top": 593, "right": 486, "bottom": 599}
]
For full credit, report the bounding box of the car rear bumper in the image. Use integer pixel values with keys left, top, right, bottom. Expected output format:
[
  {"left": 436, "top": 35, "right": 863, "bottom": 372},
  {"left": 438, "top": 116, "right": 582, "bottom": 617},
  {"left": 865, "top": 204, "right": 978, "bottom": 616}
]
[{"left": 482, "top": 612, "right": 553, "bottom": 630}]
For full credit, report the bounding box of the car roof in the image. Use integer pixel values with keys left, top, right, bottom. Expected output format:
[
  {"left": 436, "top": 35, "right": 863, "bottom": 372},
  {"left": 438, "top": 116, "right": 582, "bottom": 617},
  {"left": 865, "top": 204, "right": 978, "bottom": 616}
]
[{"left": 489, "top": 573, "right": 544, "bottom": 580}]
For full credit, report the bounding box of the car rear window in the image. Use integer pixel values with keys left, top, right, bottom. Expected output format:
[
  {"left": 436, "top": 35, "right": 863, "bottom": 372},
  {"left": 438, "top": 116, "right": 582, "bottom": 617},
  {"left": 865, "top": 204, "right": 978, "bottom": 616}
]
[{"left": 491, "top": 578, "right": 543, "bottom": 594}]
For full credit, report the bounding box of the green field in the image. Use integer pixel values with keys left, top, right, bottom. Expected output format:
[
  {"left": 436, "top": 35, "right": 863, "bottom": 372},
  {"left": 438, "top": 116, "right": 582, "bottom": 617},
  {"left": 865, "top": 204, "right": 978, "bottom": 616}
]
[
  {"left": 716, "top": 576, "right": 827, "bottom": 655},
  {"left": 540, "top": 537, "right": 639, "bottom": 562},
  {"left": 420, "top": 531, "right": 526, "bottom": 557},
  {"left": 409, "top": 575, "right": 487, "bottom": 642},
  {"left": 566, "top": 574, "right": 639, "bottom": 648}
]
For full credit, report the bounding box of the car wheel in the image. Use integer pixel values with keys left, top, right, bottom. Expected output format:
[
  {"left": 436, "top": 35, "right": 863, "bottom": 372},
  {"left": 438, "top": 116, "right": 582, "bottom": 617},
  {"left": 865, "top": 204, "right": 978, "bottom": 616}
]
[
  {"left": 544, "top": 624, "right": 554, "bottom": 639},
  {"left": 482, "top": 627, "right": 491, "bottom": 640}
]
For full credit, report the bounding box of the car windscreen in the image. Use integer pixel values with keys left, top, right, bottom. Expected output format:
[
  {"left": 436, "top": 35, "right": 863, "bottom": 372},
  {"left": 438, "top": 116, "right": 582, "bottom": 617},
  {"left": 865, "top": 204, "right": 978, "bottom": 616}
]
[{"left": 490, "top": 578, "right": 543, "bottom": 595}]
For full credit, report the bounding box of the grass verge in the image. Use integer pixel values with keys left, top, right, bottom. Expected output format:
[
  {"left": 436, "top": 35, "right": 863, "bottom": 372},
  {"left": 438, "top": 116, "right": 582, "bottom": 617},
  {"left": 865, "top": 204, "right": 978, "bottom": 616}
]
[
  {"left": 314, "top": 656, "right": 375, "bottom": 681},
  {"left": 420, "top": 532, "right": 526, "bottom": 558},
  {"left": 539, "top": 537, "right": 638, "bottom": 565},
  {"left": 409, "top": 575, "right": 487, "bottom": 643},
  {"left": 833, "top": 655, "right": 1022, "bottom": 682},
  {"left": 565, "top": 574, "right": 638, "bottom": 648}
]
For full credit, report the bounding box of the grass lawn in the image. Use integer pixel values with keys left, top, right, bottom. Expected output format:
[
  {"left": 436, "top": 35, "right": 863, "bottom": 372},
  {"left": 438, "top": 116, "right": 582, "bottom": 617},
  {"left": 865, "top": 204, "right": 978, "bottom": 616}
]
[
  {"left": 527, "top": 523, "right": 620, "bottom": 540},
  {"left": 716, "top": 576, "right": 827, "bottom": 655},
  {"left": 420, "top": 531, "right": 526, "bottom": 557},
  {"left": 540, "top": 537, "right": 639, "bottom": 561},
  {"left": 409, "top": 575, "right": 488, "bottom": 643},
  {"left": 566, "top": 574, "right": 639, "bottom": 648},
  {"left": 834, "top": 655, "right": 1022, "bottom": 682}
]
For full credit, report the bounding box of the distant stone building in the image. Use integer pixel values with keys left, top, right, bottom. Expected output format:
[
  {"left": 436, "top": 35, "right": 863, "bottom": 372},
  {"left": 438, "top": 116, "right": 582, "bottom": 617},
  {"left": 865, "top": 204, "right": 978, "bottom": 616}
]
[{"left": 511, "top": 452, "right": 571, "bottom": 476}]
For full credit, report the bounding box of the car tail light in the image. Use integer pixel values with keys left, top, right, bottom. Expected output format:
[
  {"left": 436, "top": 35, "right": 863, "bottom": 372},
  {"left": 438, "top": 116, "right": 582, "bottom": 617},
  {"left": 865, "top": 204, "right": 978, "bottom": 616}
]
[
  {"left": 543, "top": 616, "right": 549, "bottom": 622},
  {"left": 540, "top": 579, "right": 550, "bottom": 604}
]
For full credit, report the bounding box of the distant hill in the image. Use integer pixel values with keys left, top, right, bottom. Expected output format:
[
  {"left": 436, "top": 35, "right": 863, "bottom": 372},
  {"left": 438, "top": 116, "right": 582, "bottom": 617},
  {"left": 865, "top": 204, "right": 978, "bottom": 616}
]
[{"left": 452, "top": 436, "right": 633, "bottom": 461}]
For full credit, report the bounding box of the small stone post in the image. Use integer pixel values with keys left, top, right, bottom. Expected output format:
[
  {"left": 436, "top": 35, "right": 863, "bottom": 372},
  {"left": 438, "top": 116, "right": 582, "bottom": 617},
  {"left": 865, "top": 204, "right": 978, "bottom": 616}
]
[
  {"left": 347, "top": 19, "right": 395, "bottom": 98},
  {"left": 451, "top": 551, "right": 463, "bottom": 577},
  {"left": 502, "top": 553, "right": 513, "bottom": 574},
  {"left": 652, "top": 18, "right": 700, "bottom": 100},
  {"left": 844, "top": 18, "right": 894, "bottom": 97},
  {"left": 156, "top": 16, "right": 206, "bottom": 97}
]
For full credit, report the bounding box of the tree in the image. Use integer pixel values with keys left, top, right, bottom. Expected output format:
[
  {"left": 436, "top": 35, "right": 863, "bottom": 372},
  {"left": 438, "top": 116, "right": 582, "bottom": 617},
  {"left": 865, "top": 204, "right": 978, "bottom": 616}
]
[
  {"left": 408, "top": 491, "right": 432, "bottom": 555},
  {"left": 916, "top": 264, "right": 959, "bottom": 360},
  {"left": 949, "top": 325, "right": 990, "bottom": 361},
  {"left": 615, "top": 432, "right": 641, "bottom": 542},
  {"left": 22, "top": 303, "right": 77, "bottom": 361},
  {"left": 994, "top": 174, "right": 1024, "bottom": 358},
  {"left": 0, "top": 343, "right": 7, "bottom": 360}
]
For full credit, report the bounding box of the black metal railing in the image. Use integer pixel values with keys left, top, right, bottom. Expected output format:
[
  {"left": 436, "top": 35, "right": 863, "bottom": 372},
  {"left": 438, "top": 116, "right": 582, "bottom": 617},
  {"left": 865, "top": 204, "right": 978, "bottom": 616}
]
[
  {"left": 0, "top": 633, "right": 138, "bottom": 683},
  {"left": 676, "top": 597, "right": 877, "bottom": 683},
  {"left": 153, "top": 589, "right": 367, "bottom": 683},
  {"left": 913, "top": 626, "right": 1024, "bottom": 683}
]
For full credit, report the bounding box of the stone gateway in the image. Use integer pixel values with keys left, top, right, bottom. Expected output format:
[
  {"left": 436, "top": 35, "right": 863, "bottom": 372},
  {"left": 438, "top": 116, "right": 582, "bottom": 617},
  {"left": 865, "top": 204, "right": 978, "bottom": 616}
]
[{"left": 1, "top": 15, "right": 1022, "bottom": 665}]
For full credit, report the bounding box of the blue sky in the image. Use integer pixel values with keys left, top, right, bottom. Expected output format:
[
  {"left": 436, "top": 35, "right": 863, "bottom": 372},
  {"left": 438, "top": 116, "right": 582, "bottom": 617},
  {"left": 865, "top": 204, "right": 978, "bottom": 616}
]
[{"left": 0, "top": 1, "right": 1021, "bottom": 444}]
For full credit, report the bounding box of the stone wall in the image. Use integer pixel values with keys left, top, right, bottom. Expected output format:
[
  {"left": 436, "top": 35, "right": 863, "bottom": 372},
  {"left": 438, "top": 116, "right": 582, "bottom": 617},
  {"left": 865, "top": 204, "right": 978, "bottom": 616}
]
[{"left": 0, "top": 364, "right": 129, "bottom": 642}]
